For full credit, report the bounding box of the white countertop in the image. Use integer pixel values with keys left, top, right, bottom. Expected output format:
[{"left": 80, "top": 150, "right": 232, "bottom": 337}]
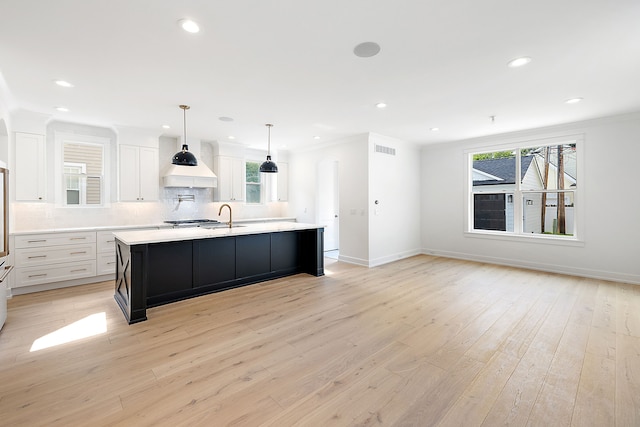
[
  {"left": 9, "top": 217, "right": 297, "bottom": 236},
  {"left": 113, "top": 222, "right": 324, "bottom": 245}
]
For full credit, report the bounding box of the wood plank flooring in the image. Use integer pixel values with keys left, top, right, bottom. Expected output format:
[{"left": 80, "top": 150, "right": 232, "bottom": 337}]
[{"left": 0, "top": 255, "right": 639, "bottom": 426}]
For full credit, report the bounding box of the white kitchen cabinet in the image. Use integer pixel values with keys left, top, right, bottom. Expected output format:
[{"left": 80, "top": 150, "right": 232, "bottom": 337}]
[
  {"left": 12, "top": 231, "right": 97, "bottom": 288},
  {"left": 15, "top": 132, "right": 46, "bottom": 201},
  {"left": 96, "top": 230, "right": 117, "bottom": 275},
  {"left": 119, "top": 145, "right": 159, "bottom": 201},
  {"left": 215, "top": 156, "right": 245, "bottom": 201},
  {"left": 276, "top": 162, "right": 289, "bottom": 201}
]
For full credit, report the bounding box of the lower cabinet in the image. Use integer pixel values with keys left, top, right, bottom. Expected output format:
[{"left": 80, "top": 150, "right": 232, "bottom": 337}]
[
  {"left": 147, "top": 241, "right": 193, "bottom": 298},
  {"left": 12, "top": 232, "right": 97, "bottom": 288},
  {"left": 115, "top": 228, "right": 324, "bottom": 324},
  {"left": 236, "top": 234, "right": 271, "bottom": 278},
  {"left": 10, "top": 227, "right": 166, "bottom": 293},
  {"left": 193, "top": 237, "right": 236, "bottom": 288}
]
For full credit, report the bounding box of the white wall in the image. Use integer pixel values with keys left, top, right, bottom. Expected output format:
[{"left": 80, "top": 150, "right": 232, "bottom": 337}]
[
  {"left": 290, "top": 134, "right": 370, "bottom": 264},
  {"left": 368, "top": 133, "right": 422, "bottom": 266},
  {"left": 289, "top": 132, "right": 422, "bottom": 267},
  {"left": 421, "top": 112, "right": 640, "bottom": 284}
]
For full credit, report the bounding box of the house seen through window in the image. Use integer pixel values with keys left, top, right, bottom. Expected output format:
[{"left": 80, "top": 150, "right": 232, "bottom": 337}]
[
  {"left": 63, "top": 142, "right": 103, "bottom": 205},
  {"left": 470, "top": 140, "right": 578, "bottom": 238}
]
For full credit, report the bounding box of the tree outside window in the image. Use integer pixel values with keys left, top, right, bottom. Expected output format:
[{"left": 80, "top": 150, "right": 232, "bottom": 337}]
[{"left": 246, "top": 161, "right": 262, "bottom": 204}]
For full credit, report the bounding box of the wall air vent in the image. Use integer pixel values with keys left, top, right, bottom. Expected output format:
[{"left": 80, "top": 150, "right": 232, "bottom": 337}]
[{"left": 374, "top": 144, "right": 396, "bottom": 156}]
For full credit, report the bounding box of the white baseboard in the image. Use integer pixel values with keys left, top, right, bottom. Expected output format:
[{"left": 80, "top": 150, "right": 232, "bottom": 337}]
[
  {"left": 421, "top": 248, "right": 640, "bottom": 285},
  {"left": 337, "top": 249, "right": 422, "bottom": 268}
]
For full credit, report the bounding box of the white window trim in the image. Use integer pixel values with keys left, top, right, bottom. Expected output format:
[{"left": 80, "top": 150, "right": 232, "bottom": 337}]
[
  {"left": 464, "top": 133, "right": 584, "bottom": 244},
  {"left": 54, "top": 132, "right": 111, "bottom": 208}
]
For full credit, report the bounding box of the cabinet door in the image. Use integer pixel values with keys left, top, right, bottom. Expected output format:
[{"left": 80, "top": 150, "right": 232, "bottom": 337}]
[
  {"left": 236, "top": 234, "right": 271, "bottom": 278},
  {"left": 277, "top": 162, "right": 288, "bottom": 201},
  {"left": 15, "top": 132, "right": 46, "bottom": 201},
  {"left": 230, "top": 157, "right": 245, "bottom": 201},
  {"left": 138, "top": 147, "right": 159, "bottom": 201},
  {"left": 193, "top": 237, "right": 236, "bottom": 288},
  {"left": 147, "top": 241, "right": 193, "bottom": 298},
  {"left": 119, "top": 145, "right": 140, "bottom": 201},
  {"left": 217, "top": 156, "right": 245, "bottom": 201}
]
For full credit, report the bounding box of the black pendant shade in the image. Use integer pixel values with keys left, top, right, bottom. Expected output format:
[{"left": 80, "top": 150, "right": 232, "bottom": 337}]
[
  {"left": 172, "top": 104, "right": 197, "bottom": 166},
  {"left": 172, "top": 144, "right": 198, "bottom": 166},
  {"left": 259, "top": 155, "right": 278, "bottom": 173},
  {"left": 260, "top": 123, "right": 278, "bottom": 173}
]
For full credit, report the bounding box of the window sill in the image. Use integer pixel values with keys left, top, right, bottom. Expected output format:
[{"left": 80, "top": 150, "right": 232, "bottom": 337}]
[{"left": 464, "top": 230, "right": 585, "bottom": 247}]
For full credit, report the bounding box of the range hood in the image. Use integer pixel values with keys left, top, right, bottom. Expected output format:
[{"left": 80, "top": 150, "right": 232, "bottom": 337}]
[{"left": 162, "top": 139, "right": 217, "bottom": 188}]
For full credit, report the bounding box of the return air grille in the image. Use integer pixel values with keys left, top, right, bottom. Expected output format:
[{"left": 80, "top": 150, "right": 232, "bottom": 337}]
[{"left": 374, "top": 144, "right": 396, "bottom": 156}]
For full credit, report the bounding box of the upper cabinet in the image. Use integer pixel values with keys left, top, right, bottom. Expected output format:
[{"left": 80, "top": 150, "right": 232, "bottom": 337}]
[
  {"left": 276, "top": 162, "right": 289, "bottom": 202},
  {"left": 119, "top": 145, "right": 159, "bottom": 201},
  {"left": 215, "top": 156, "right": 245, "bottom": 201},
  {"left": 15, "top": 132, "right": 46, "bottom": 201}
]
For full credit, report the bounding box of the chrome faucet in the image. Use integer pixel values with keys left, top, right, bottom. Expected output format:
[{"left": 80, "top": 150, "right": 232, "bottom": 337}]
[{"left": 218, "top": 203, "right": 232, "bottom": 228}]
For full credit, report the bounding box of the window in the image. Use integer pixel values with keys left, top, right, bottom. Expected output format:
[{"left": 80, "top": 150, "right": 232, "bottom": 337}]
[
  {"left": 245, "top": 161, "right": 262, "bottom": 204},
  {"left": 468, "top": 137, "right": 580, "bottom": 239},
  {"left": 62, "top": 142, "right": 104, "bottom": 205}
]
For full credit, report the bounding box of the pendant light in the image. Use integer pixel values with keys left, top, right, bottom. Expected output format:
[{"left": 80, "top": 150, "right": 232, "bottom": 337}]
[
  {"left": 259, "top": 123, "right": 278, "bottom": 173},
  {"left": 172, "top": 104, "right": 198, "bottom": 166}
]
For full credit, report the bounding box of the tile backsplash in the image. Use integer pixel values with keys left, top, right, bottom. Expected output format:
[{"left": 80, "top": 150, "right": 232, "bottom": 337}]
[{"left": 11, "top": 187, "right": 287, "bottom": 232}]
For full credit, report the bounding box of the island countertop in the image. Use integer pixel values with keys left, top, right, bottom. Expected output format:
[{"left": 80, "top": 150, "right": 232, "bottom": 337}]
[{"left": 112, "top": 221, "right": 324, "bottom": 246}]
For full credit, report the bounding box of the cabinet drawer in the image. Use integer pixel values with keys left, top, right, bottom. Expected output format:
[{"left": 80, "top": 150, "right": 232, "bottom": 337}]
[
  {"left": 14, "top": 261, "right": 97, "bottom": 288},
  {"left": 97, "top": 231, "right": 117, "bottom": 253},
  {"left": 15, "top": 243, "right": 96, "bottom": 266},
  {"left": 15, "top": 232, "right": 96, "bottom": 249},
  {"left": 97, "top": 252, "right": 117, "bottom": 275}
]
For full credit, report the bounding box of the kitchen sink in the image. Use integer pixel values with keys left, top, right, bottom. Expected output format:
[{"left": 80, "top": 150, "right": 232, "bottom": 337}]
[{"left": 202, "top": 224, "right": 246, "bottom": 229}]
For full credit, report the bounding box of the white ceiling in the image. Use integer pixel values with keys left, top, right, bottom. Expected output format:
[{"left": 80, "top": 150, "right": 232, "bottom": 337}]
[{"left": 1, "top": 0, "right": 639, "bottom": 150}]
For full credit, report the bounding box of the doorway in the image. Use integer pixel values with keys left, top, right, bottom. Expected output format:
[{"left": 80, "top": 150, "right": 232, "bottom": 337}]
[{"left": 317, "top": 160, "right": 339, "bottom": 255}]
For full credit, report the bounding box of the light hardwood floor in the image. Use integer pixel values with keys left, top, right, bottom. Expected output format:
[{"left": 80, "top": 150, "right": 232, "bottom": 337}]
[{"left": 0, "top": 255, "right": 639, "bottom": 426}]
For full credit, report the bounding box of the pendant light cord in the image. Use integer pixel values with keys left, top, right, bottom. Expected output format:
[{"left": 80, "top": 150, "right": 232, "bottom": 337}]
[
  {"left": 266, "top": 123, "right": 273, "bottom": 155},
  {"left": 180, "top": 105, "right": 190, "bottom": 151}
]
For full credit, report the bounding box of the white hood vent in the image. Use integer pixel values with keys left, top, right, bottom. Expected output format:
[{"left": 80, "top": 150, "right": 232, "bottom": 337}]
[{"left": 162, "top": 138, "right": 217, "bottom": 188}]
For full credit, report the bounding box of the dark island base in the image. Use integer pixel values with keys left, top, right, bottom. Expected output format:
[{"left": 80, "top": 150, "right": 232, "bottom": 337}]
[{"left": 114, "top": 228, "right": 324, "bottom": 324}]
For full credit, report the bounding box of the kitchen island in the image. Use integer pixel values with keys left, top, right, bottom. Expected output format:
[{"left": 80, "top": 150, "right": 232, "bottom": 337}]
[{"left": 113, "top": 222, "right": 324, "bottom": 324}]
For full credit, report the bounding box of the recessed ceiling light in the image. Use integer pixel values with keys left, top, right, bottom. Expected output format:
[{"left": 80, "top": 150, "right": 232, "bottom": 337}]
[
  {"left": 375, "top": 102, "right": 387, "bottom": 109},
  {"left": 430, "top": 127, "right": 439, "bottom": 131},
  {"left": 162, "top": 125, "right": 171, "bottom": 129},
  {"left": 179, "top": 19, "right": 200, "bottom": 33},
  {"left": 507, "top": 56, "right": 532, "bottom": 68},
  {"left": 218, "top": 116, "right": 234, "bottom": 122},
  {"left": 228, "top": 136, "right": 235, "bottom": 140},
  {"left": 565, "top": 97, "right": 583, "bottom": 104},
  {"left": 353, "top": 42, "right": 381, "bottom": 58},
  {"left": 55, "top": 106, "right": 69, "bottom": 112},
  {"left": 313, "top": 136, "right": 321, "bottom": 140},
  {"left": 54, "top": 80, "right": 74, "bottom": 88}
]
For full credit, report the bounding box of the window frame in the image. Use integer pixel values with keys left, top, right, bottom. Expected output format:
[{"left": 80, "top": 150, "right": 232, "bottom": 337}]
[{"left": 464, "top": 134, "right": 584, "bottom": 245}]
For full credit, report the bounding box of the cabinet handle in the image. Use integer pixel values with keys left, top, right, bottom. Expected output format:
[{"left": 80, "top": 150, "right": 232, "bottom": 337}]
[
  {"left": 29, "top": 273, "right": 47, "bottom": 278},
  {"left": 28, "top": 255, "right": 47, "bottom": 259},
  {"left": 107, "top": 240, "right": 115, "bottom": 243},
  {"left": 28, "top": 239, "right": 47, "bottom": 243},
  {"left": 107, "top": 262, "right": 116, "bottom": 265},
  {"left": 71, "top": 269, "right": 87, "bottom": 273},
  {"left": 70, "top": 237, "right": 87, "bottom": 240},
  {"left": 70, "top": 251, "right": 87, "bottom": 255}
]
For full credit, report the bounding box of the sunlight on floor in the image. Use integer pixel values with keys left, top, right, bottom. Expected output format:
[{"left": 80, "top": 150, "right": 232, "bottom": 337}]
[{"left": 30, "top": 312, "right": 107, "bottom": 352}]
